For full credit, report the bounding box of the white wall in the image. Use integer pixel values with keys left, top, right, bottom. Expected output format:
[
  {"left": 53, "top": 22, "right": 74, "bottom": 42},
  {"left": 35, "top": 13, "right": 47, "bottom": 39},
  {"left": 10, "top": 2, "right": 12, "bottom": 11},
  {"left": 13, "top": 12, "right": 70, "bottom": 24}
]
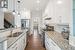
[{"left": 0, "top": 10, "right": 4, "bottom": 29}]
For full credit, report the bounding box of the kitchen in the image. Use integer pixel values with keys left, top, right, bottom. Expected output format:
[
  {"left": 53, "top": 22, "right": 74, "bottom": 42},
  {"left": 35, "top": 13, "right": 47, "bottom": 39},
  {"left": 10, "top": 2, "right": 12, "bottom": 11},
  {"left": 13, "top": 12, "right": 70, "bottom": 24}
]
[{"left": 0, "top": 0, "right": 74, "bottom": 50}]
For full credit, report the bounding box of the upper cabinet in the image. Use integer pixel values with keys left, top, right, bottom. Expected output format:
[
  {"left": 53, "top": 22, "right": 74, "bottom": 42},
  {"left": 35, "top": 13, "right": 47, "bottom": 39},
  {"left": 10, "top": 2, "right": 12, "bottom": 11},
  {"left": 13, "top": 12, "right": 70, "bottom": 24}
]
[
  {"left": 0, "top": 10, "right": 4, "bottom": 29},
  {"left": 8, "top": 0, "right": 15, "bottom": 11},
  {"left": 44, "top": 0, "right": 71, "bottom": 24}
]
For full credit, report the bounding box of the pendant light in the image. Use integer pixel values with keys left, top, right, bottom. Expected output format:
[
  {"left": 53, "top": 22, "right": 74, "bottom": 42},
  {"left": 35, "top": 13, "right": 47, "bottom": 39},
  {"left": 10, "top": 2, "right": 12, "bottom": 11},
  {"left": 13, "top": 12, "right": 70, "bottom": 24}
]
[
  {"left": 13, "top": 10, "right": 16, "bottom": 15},
  {"left": 17, "top": 0, "right": 20, "bottom": 16},
  {"left": 12, "top": 0, "right": 16, "bottom": 15}
]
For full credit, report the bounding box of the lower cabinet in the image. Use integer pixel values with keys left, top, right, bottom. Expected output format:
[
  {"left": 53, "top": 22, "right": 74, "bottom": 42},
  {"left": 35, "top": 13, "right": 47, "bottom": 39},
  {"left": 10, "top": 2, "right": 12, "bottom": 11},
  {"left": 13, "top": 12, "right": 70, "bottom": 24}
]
[
  {"left": 17, "top": 37, "right": 22, "bottom": 50},
  {"left": 45, "top": 34, "right": 61, "bottom": 50},
  {"left": 8, "top": 33, "right": 26, "bottom": 50},
  {"left": 0, "top": 43, "right": 3, "bottom": 50},
  {"left": 8, "top": 42, "right": 17, "bottom": 50}
]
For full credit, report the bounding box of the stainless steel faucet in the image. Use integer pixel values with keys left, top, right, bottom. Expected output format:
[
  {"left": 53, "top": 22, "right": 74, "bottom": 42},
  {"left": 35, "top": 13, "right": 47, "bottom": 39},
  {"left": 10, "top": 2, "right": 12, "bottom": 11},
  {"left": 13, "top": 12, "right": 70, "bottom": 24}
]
[{"left": 10, "top": 25, "right": 17, "bottom": 37}]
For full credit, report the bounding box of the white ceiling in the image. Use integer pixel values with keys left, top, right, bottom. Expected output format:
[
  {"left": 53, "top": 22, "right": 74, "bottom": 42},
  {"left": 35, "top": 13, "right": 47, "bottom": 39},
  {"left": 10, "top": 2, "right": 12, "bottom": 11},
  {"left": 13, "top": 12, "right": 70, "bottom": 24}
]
[{"left": 20, "top": 0, "right": 49, "bottom": 11}]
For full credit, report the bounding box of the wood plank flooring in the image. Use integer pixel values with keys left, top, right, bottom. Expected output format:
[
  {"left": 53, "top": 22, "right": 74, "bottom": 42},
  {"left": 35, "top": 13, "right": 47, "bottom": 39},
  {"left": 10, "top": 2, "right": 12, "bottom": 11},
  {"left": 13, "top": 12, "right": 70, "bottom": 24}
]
[{"left": 25, "top": 30, "right": 45, "bottom": 50}]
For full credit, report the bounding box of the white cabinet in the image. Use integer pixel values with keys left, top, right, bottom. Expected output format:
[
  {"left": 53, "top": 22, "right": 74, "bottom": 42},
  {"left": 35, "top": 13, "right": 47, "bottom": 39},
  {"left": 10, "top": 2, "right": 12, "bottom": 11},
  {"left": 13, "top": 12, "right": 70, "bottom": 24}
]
[
  {"left": 8, "top": 33, "right": 26, "bottom": 50},
  {"left": 45, "top": 34, "right": 61, "bottom": 50},
  {"left": 0, "top": 10, "right": 4, "bottom": 29},
  {"left": 0, "top": 43, "right": 3, "bottom": 50},
  {"left": 8, "top": 42, "right": 17, "bottom": 50},
  {"left": 8, "top": 0, "right": 13, "bottom": 11},
  {"left": 17, "top": 34, "right": 26, "bottom": 50},
  {"left": 8, "top": 0, "right": 16, "bottom": 11},
  {"left": 17, "top": 38, "right": 22, "bottom": 50},
  {"left": 21, "top": 35, "right": 25, "bottom": 50}
]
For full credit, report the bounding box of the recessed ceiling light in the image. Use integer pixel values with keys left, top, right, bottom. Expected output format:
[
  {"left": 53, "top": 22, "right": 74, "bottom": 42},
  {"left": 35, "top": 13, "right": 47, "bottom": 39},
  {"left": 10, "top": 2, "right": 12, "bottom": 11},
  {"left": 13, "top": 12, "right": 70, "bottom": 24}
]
[
  {"left": 57, "top": 0, "right": 62, "bottom": 4},
  {"left": 36, "top": 0, "right": 40, "bottom": 3}
]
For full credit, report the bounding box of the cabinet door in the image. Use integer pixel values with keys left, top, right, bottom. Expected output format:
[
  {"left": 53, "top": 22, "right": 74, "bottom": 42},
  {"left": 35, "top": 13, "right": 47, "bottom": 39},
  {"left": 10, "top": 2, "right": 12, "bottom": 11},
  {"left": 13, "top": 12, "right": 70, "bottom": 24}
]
[
  {"left": 45, "top": 34, "right": 61, "bottom": 50},
  {"left": 49, "top": 41, "right": 61, "bottom": 50},
  {"left": 8, "top": 0, "right": 16, "bottom": 11},
  {"left": 0, "top": 43, "right": 3, "bottom": 50},
  {"left": 24, "top": 33, "right": 26, "bottom": 47},
  {"left": 12, "top": 46, "right": 17, "bottom": 50},
  {"left": 8, "top": 45, "right": 17, "bottom": 50},
  {"left": 17, "top": 37, "right": 23, "bottom": 50},
  {"left": 17, "top": 34, "right": 26, "bottom": 50},
  {"left": 8, "top": 0, "right": 13, "bottom": 11},
  {"left": 8, "top": 43, "right": 17, "bottom": 50}
]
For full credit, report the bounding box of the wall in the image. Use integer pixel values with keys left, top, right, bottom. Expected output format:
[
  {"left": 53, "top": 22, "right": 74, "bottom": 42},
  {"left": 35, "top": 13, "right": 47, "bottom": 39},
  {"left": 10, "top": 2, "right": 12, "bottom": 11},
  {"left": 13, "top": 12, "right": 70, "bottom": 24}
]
[{"left": 0, "top": 10, "right": 4, "bottom": 29}]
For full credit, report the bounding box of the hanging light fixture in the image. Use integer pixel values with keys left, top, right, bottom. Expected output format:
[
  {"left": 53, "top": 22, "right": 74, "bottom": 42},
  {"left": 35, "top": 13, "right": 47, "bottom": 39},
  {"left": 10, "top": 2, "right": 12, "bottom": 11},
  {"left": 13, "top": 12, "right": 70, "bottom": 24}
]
[
  {"left": 17, "top": 0, "right": 21, "bottom": 16},
  {"left": 13, "top": 10, "right": 16, "bottom": 15},
  {"left": 18, "top": 12, "right": 20, "bottom": 16},
  {"left": 12, "top": 0, "right": 17, "bottom": 15},
  {"left": 17, "top": 0, "right": 20, "bottom": 3}
]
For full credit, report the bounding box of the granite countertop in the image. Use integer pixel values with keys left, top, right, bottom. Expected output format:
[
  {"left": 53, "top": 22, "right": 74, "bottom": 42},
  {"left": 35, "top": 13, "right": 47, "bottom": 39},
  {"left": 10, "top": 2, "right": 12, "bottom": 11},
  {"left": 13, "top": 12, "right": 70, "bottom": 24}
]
[
  {"left": 0, "top": 28, "right": 28, "bottom": 48},
  {"left": 45, "top": 31, "right": 69, "bottom": 50},
  {"left": 0, "top": 37, "right": 7, "bottom": 43}
]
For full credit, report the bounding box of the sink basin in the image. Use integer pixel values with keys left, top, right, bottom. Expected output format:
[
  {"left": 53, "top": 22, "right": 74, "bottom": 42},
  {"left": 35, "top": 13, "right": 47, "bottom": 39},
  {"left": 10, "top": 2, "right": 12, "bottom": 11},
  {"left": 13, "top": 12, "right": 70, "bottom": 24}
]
[{"left": 8, "top": 32, "right": 23, "bottom": 37}]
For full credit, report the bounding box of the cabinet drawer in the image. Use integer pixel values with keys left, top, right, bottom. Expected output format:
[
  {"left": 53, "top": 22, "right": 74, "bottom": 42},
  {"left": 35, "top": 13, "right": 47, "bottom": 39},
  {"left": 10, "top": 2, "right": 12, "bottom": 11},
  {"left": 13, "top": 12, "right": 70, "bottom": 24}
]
[{"left": 45, "top": 34, "right": 61, "bottom": 50}]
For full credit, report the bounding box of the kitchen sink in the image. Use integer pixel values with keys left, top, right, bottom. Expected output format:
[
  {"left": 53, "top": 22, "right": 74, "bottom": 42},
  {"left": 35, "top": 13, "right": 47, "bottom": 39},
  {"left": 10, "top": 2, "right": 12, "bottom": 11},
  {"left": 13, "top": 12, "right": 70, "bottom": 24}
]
[{"left": 8, "top": 32, "right": 23, "bottom": 37}]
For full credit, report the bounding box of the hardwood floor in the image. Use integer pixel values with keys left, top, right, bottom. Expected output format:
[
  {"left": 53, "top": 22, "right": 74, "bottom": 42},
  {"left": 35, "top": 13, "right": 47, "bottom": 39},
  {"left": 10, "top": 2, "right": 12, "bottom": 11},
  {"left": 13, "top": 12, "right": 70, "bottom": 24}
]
[{"left": 25, "top": 30, "right": 45, "bottom": 50}]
